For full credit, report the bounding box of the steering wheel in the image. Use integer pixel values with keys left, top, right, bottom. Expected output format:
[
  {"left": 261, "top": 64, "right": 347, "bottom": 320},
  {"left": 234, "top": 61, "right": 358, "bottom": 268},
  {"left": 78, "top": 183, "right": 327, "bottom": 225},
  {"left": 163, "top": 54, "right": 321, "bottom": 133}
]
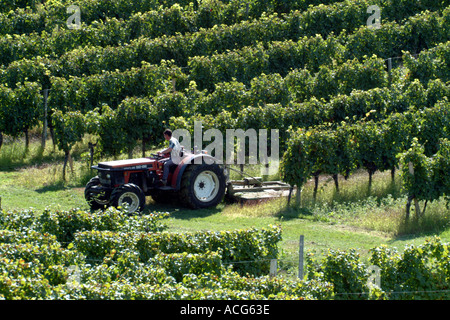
[{"left": 151, "top": 153, "right": 166, "bottom": 160}]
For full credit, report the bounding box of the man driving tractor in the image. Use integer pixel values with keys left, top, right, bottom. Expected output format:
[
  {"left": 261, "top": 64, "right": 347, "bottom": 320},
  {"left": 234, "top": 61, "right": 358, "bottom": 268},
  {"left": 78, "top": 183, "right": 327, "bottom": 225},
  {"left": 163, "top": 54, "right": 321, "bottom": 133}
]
[{"left": 157, "top": 129, "right": 181, "bottom": 186}]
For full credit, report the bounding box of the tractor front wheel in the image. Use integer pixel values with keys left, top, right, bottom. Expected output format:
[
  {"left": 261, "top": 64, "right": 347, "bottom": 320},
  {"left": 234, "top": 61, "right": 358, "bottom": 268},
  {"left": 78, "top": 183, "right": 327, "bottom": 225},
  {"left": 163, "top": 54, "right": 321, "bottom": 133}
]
[
  {"left": 110, "top": 183, "right": 145, "bottom": 213},
  {"left": 85, "top": 176, "right": 110, "bottom": 210}
]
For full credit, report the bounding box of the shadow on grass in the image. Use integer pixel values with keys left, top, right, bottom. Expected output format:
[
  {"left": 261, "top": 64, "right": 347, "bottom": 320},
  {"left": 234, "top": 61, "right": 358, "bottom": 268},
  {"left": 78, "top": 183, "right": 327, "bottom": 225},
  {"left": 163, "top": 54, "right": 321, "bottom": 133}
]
[
  {"left": 35, "top": 182, "right": 67, "bottom": 193},
  {"left": 142, "top": 198, "right": 223, "bottom": 220},
  {"left": 273, "top": 203, "right": 316, "bottom": 221}
]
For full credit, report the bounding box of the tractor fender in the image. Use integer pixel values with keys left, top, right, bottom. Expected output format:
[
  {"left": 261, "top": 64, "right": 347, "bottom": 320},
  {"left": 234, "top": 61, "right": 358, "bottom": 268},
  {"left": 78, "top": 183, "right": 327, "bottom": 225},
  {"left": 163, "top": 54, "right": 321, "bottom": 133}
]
[{"left": 171, "top": 153, "right": 220, "bottom": 190}]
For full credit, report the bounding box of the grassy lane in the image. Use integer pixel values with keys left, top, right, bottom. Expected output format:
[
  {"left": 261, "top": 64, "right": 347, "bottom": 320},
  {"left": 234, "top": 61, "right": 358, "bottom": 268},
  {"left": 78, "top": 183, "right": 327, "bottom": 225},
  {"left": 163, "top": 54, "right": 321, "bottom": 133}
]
[{"left": 0, "top": 170, "right": 86, "bottom": 211}]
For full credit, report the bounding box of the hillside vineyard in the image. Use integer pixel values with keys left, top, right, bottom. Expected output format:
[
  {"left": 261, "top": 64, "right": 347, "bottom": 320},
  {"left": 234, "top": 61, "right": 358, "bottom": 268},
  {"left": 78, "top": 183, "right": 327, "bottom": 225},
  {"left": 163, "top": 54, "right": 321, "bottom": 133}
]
[{"left": 0, "top": 0, "right": 449, "bottom": 301}]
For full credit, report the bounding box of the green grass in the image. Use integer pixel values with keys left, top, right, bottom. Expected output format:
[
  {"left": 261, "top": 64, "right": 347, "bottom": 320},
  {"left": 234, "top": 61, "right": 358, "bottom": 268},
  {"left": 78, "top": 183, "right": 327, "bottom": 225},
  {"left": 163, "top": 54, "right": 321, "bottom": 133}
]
[{"left": 1, "top": 135, "right": 450, "bottom": 276}]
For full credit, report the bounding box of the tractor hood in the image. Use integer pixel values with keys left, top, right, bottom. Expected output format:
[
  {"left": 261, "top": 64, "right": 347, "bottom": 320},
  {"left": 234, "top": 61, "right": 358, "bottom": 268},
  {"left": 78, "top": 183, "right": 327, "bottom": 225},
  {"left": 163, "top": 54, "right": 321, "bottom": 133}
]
[{"left": 94, "top": 158, "right": 157, "bottom": 170}]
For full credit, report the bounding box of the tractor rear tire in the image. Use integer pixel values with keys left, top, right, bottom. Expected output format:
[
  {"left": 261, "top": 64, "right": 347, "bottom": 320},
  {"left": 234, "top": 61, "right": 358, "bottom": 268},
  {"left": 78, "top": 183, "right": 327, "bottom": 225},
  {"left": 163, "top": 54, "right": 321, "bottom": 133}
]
[
  {"left": 110, "top": 183, "right": 145, "bottom": 213},
  {"left": 179, "top": 163, "right": 226, "bottom": 209},
  {"left": 85, "top": 176, "right": 110, "bottom": 210}
]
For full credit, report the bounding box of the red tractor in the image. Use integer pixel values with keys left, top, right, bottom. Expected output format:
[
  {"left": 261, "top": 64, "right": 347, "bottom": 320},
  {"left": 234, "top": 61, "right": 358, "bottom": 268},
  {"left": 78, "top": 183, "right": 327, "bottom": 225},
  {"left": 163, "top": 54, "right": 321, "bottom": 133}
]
[{"left": 84, "top": 149, "right": 228, "bottom": 213}]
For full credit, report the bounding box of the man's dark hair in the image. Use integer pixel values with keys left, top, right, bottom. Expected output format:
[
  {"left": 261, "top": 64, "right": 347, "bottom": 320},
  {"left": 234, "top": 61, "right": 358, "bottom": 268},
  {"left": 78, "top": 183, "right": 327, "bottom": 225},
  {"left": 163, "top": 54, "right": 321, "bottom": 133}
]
[{"left": 163, "top": 129, "right": 172, "bottom": 137}]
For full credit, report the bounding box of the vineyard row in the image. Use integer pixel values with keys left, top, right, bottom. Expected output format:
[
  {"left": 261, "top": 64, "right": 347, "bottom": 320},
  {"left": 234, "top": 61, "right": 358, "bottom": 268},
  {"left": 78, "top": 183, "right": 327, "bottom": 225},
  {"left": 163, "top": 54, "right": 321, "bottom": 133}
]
[
  {"left": 1, "top": 0, "right": 447, "bottom": 69},
  {"left": 0, "top": 0, "right": 348, "bottom": 36}
]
